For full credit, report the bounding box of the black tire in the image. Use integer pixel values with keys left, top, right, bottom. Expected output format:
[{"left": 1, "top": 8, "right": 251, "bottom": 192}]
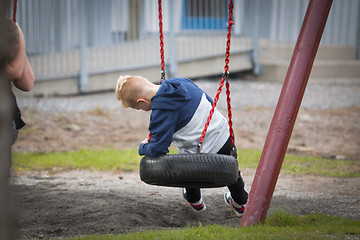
[{"left": 139, "top": 153, "right": 239, "bottom": 188}]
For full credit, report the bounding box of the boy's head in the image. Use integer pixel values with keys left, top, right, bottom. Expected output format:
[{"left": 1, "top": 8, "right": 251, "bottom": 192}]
[
  {"left": 0, "top": 18, "right": 19, "bottom": 65},
  {"left": 116, "top": 75, "right": 157, "bottom": 111}
]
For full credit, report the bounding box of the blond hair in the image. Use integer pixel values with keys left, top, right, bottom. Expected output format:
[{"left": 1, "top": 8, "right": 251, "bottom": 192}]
[{"left": 115, "top": 75, "right": 153, "bottom": 108}]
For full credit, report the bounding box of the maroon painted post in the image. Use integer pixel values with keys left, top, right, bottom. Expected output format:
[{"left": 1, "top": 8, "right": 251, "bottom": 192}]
[{"left": 240, "top": 0, "right": 333, "bottom": 227}]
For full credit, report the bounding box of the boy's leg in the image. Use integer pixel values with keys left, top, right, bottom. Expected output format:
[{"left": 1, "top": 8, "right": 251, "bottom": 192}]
[
  {"left": 218, "top": 137, "right": 248, "bottom": 217},
  {"left": 227, "top": 172, "right": 248, "bottom": 205},
  {"left": 182, "top": 187, "right": 206, "bottom": 212},
  {"left": 184, "top": 188, "right": 201, "bottom": 203},
  {"left": 225, "top": 172, "right": 248, "bottom": 218},
  {"left": 217, "top": 136, "right": 248, "bottom": 204}
]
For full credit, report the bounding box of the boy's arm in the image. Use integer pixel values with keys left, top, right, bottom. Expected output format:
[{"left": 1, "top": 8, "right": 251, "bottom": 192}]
[{"left": 139, "top": 110, "right": 178, "bottom": 157}]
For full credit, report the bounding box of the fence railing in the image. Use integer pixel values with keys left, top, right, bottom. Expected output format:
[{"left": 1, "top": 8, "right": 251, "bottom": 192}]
[{"left": 12, "top": 0, "right": 360, "bottom": 93}]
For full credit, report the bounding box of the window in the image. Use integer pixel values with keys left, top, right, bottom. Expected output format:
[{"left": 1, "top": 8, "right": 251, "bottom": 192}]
[{"left": 182, "top": 0, "right": 229, "bottom": 30}]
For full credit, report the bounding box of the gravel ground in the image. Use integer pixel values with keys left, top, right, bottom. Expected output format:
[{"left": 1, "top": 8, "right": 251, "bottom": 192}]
[{"left": 17, "top": 78, "right": 360, "bottom": 112}]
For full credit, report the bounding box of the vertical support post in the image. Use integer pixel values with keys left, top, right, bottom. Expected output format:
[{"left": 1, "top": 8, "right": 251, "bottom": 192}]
[
  {"left": 240, "top": 0, "right": 333, "bottom": 227},
  {"left": 79, "top": 0, "right": 88, "bottom": 92},
  {"left": 138, "top": 0, "right": 145, "bottom": 40},
  {"left": 169, "top": 0, "right": 178, "bottom": 78},
  {"left": 250, "top": 0, "right": 261, "bottom": 75},
  {"left": 357, "top": 0, "right": 360, "bottom": 60}
]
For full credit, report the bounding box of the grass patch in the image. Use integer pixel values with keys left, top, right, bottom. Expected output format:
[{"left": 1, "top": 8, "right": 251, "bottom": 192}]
[
  {"left": 12, "top": 148, "right": 359, "bottom": 177},
  {"left": 238, "top": 149, "right": 360, "bottom": 177},
  {"left": 12, "top": 148, "right": 142, "bottom": 172},
  {"left": 63, "top": 212, "right": 360, "bottom": 240}
]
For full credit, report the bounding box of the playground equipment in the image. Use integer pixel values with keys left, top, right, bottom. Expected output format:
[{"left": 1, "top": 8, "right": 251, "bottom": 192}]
[
  {"left": 240, "top": 0, "right": 333, "bottom": 227},
  {"left": 140, "top": 0, "right": 239, "bottom": 188}
]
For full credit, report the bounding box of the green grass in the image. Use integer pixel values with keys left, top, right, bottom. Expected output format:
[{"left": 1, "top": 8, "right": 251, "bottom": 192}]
[
  {"left": 62, "top": 211, "right": 360, "bottom": 240},
  {"left": 238, "top": 149, "right": 360, "bottom": 177},
  {"left": 12, "top": 148, "right": 142, "bottom": 172},
  {"left": 12, "top": 148, "right": 178, "bottom": 172},
  {"left": 12, "top": 148, "right": 360, "bottom": 177}
]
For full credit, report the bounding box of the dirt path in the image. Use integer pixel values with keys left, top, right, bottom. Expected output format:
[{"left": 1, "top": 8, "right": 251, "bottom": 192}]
[{"left": 11, "top": 169, "right": 360, "bottom": 239}]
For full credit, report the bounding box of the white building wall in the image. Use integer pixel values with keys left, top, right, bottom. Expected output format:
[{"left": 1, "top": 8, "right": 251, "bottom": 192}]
[{"left": 14, "top": 0, "right": 359, "bottom": 55}]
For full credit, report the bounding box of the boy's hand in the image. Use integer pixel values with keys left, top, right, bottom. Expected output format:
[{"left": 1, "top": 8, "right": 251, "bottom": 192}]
[{"left": 141, "top": 138, "right": 149, "bottom": 144}]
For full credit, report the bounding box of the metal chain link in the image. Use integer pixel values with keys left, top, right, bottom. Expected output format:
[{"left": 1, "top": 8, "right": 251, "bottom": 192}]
[
  {"left": 158, "top": 0, "right": 166, "bottom": 82},
  {"left": 13, "top": 0, "right": 18, "bottom": 22}
]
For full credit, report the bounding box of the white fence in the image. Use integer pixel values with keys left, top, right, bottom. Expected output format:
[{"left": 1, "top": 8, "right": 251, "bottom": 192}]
[{"left": 12, "top": 0, "right": 360, "bottom": 93}]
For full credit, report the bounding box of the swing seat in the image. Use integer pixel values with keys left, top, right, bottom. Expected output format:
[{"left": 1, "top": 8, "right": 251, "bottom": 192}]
[
  {"left": 140, "top": 0, "right": 238, "bottom": 189},
  {"left": 140, "top": 153, "right": 238, "bottom": 188}
]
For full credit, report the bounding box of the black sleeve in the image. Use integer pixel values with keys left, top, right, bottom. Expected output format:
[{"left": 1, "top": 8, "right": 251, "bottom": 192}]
[{"left": 11, "top": 91, "right": 25, "bottom": 130}]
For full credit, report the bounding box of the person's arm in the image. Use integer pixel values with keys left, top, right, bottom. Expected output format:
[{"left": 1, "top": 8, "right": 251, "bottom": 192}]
[
  {"left": 5, "top": 23, "right": 34, "bottom": 91},
  {"left": 139, "top": 110, "right": 178, "bottom": 157},
  {"left": 12, "top": 54, "right": 34, "bottom": 91}
]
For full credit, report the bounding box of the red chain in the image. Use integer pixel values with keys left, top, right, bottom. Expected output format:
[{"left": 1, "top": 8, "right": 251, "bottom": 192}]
[
  {"left": 149, "top": 0, "right": 166, "bottom": 142},
  {"left": 226, "top": 80, "right": 234, "bottom": 146},
  {"left": 224, "top": 0, "right": 234, "bottom": 74},
  {"left": 199, "top": 0, "right": 235, "bottom": 149},
  {"left": 13, "top": 0, "right": 18, "bottom": 22},
  {"left": 158, "top": 0, "right": 166, "bottom": 82},
  {"left": 199, "top": 76, "right": 226, "bottom": 145}
]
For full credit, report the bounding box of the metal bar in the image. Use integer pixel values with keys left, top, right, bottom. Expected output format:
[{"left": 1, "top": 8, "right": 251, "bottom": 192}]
[
  {"left": 251, "top": 0, "right": 261, "bottom": 75},
  {"left": 275, "top": 0, "right": 282, "bottom": 58},
  {"left": 168, "top": 0, "right": 177, "bottom": 78},
  {"left": 240, "top": 0, "right": 333, "bottom": 227},
  {"left": 357, "top": 0, "right": 360, "bottom": 59},
  {"left": 79, "top": 0, "right": 88, "bottom": 92}
]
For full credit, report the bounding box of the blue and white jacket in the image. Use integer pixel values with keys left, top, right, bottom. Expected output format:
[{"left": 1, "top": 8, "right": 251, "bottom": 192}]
[{"left": 139, "top": 78, "right": 229, "bottom": 157}]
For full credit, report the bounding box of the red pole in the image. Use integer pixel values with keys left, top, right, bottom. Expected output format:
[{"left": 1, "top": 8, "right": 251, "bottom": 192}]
[{"left": 240, "top": 0, "right": 333, "bottom": 227}]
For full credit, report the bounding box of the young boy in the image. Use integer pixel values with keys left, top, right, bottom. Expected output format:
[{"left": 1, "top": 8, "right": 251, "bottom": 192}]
[{"left": 116, "top": 75, "right": 248, "bottom": 217}]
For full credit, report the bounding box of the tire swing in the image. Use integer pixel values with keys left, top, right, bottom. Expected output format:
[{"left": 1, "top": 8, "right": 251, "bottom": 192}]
[{"left": 140, "top": 0, "right": 238, "bottom": 188}]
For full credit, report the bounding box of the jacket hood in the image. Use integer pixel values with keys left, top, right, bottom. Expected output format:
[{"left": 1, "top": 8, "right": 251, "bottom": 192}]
[{"left": 151, "top": 79, "right": 190, "bottom": 110}]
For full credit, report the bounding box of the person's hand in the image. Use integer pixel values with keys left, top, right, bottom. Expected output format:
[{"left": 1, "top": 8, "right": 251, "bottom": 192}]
[{"left": 141, "top": 138, "right": 149, "bottom": 144}]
